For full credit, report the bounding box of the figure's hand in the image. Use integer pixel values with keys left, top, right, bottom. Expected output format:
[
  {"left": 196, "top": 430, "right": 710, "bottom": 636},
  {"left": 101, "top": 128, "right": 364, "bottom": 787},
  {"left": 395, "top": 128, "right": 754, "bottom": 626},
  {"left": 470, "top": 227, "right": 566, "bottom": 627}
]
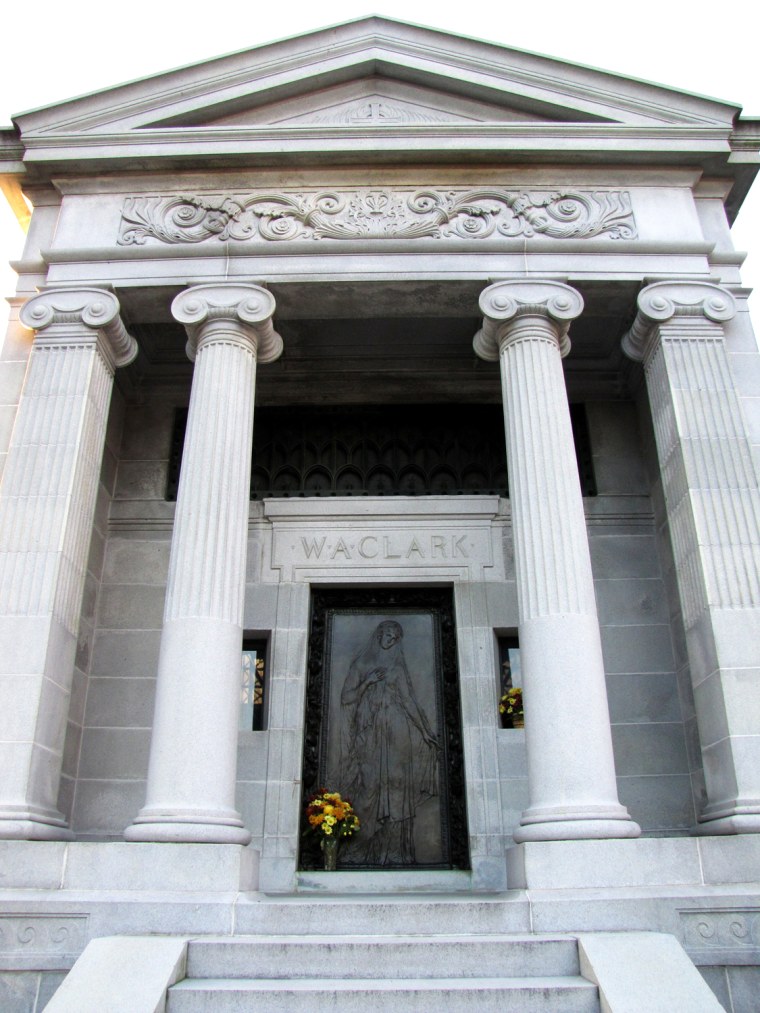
[{"left": 367, "top": 666, "right": 386, "bottom": 684}]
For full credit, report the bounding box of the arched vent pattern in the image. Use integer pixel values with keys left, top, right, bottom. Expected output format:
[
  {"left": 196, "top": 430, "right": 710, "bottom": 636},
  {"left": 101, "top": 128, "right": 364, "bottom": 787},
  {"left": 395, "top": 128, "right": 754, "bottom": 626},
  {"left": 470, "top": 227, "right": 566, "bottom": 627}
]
[{"left": 167, "top": 404, "right": 596, "bottom": 500}]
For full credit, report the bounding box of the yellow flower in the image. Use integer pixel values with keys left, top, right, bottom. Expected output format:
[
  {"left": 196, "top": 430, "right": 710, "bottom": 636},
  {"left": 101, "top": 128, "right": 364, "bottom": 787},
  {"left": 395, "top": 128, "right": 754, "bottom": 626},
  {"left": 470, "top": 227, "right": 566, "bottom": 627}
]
[{"left": 323, "top": 825, "right": 333, "bottom": 835}]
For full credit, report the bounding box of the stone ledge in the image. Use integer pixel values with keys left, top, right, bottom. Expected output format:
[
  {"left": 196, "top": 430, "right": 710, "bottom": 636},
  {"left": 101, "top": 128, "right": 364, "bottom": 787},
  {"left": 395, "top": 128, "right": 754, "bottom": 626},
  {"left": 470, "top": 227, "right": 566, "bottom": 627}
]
[
  {"left": 0, "top": 841, "right": 258, "bottom": 893},
  {"left": 507, "top": 836, "right": 760, "bottom": 890},
  {"left": 296, "top": 869, "right": 474, "bottom": 894},
  {"left": 264, "top": 496, "right": 501, "bottom": 519}
]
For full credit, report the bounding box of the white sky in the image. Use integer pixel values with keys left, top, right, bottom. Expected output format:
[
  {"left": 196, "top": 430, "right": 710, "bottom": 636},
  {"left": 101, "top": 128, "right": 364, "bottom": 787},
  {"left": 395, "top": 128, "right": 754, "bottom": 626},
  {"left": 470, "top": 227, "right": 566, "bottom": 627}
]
[{"left": 1, "top": 0, "right": 759, "bottom": 337}]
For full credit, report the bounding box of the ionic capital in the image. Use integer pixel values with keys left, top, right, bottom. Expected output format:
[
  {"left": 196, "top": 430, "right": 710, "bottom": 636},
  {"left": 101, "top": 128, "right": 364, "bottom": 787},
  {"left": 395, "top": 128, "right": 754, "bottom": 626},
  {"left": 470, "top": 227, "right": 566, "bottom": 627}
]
[
  {"left": 622, "top": 280, "right": 736, "bottom": 362},
  {"left": 172, "top": 283, "right": 283, "bottom": 363},
  {"left": 20, "top": 288, "right": 137, "bottom": 369},
  {"left": 473, "top": 280, "right": 584, "bottom": 361}
]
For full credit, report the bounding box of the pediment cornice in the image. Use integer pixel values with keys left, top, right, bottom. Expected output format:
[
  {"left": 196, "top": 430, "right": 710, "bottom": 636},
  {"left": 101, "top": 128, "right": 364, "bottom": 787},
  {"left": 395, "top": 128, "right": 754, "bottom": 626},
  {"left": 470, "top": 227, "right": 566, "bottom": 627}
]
[
  {"left": 16, "top": 123, "right": 734, "bottom": 176},
  {"left": 3, "top": 16, "right": 756, "bottom": 212},
  {"left": 12, "top": 18, "right": 739, "bottom": 144}
]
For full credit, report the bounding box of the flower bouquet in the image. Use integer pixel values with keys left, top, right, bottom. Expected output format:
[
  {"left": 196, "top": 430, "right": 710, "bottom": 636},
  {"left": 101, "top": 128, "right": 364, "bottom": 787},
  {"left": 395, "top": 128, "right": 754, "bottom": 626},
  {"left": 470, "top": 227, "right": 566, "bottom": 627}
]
[
  {"left": 499, "top": 686, "right": 524, "bottom": 728},
  {"left": 304, "top": 789, "right": 360, "bottom": 870}
]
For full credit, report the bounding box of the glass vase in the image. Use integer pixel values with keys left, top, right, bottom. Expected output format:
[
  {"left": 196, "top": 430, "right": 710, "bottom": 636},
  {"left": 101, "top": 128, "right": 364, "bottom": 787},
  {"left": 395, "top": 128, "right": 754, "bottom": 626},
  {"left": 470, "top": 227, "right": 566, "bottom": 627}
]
[{"left": 321, "top": 836, "right": 340, "bottom": 870}]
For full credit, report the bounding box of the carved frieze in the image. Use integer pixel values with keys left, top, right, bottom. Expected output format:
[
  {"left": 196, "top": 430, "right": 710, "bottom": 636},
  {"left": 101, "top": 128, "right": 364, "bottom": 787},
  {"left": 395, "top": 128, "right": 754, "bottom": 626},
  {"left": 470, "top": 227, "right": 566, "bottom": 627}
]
[
  {"left": 0, "top": 914, "right": 88, "bottom": 969},
  {"left": 118, "top": 188, "right": 637, "bottom": 245},
  {"left": 681, "top": 908, "right": 760, "bottom": 963}
]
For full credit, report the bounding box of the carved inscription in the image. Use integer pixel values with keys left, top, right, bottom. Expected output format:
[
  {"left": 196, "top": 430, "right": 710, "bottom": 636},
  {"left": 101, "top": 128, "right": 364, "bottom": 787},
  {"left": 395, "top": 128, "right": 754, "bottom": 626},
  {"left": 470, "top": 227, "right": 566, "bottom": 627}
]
[
  {"left": 118, "top": 188, "right": 636, "bottom": 245},
  {"left": 299, "top": 534, "right": 470, "bottom": 561}
]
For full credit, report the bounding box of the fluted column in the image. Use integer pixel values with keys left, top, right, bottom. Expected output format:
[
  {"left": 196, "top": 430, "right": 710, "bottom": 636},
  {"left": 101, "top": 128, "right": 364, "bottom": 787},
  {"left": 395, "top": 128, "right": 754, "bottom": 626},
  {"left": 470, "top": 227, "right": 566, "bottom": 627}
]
[
  {"left": 623, "top": 281, "right": 760, "bottom": 834},
  {"left": 475, "top": 280, "right": 640, "bottom": 842},
  {"left": 126, "top": 283, "right": 282, "bottom": 844},
  {"left": 0, "top": 288, "right": 137, "bottom": 839}
]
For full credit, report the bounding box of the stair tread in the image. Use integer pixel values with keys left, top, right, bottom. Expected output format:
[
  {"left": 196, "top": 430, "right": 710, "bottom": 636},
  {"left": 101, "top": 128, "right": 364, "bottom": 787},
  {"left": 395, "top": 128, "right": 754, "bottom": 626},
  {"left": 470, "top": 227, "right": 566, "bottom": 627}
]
[
  {"left": 173, "top": 975, "right": 596, "bottom": 991},
  {"left": 188, "top": 933, "right": 575, "bottom": 944}
]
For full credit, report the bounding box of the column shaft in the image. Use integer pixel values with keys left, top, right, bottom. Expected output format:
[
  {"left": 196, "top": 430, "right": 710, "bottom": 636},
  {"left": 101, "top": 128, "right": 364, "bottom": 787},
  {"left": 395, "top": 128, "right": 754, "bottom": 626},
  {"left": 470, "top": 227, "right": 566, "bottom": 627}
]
[
  {"left": 126, "top": 283, "right": 281, "bottom": 843},
  {"left": 624, "top": 281, "right": 760, "bottom": 833},
  {"left": 0, "top": 289, "right": 136, "bottom": 839},
  {"left": 476, "top": 280, "right": 640, "bottom": 842}
]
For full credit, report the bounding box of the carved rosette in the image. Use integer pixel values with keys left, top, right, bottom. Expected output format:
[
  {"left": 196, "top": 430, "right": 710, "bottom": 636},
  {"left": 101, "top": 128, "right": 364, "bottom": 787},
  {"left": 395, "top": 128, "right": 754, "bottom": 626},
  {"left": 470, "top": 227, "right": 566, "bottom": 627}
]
[
  {"left": 118, "top": 188, "right": 637, "bottom": 246},
  {"left": 20, "top": 288, "right": 137, "bottom": 370}
]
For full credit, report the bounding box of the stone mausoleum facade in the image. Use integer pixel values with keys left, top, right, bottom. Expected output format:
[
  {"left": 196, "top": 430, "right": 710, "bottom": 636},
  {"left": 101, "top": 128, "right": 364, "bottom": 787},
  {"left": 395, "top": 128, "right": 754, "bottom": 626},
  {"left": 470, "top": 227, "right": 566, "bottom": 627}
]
[{"left": 1, "top": 17, "right": 760, "bottom": 1011}]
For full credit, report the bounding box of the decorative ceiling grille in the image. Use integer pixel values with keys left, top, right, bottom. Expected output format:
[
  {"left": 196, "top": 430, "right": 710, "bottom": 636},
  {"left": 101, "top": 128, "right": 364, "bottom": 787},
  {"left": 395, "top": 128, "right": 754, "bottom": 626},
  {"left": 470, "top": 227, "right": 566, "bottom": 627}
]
[{"left": 166, "top": 404, "right": 596, "bottom": 500}]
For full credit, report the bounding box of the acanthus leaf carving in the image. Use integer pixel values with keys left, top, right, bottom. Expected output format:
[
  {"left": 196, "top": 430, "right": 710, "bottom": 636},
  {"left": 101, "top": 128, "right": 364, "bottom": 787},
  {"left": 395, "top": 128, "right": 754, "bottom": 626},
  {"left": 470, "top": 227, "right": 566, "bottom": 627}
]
[{"left": 118, "top": 187, "right": 637, "bottom": 246}]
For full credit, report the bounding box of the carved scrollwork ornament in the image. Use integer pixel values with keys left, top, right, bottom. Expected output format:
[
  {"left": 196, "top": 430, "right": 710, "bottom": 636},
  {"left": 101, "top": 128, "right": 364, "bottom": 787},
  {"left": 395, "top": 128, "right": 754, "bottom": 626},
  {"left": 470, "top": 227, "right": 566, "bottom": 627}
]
[
  {"left": 622, "top": 280, "right": 736, "bottom": 362},
  {"left": 474, "top": 279, "right": 584, "bottom": 361},
  {"left": 119, "top": 188, "right": 637, "bottom": 246},
  {"left": 171, "top": 283, "right": 283, "bottom": 364}
]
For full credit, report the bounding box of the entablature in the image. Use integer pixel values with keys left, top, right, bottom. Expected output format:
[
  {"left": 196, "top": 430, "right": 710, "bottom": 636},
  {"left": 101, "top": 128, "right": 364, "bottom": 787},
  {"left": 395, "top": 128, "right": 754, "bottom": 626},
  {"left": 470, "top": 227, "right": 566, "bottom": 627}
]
[{"left": 39, "top": 165, "right": 710, "bottom": 276}]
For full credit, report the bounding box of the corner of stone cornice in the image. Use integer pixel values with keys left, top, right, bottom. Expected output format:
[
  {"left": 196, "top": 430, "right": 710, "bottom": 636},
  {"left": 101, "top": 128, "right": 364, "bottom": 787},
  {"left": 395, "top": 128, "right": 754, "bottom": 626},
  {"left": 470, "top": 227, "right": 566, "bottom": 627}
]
[{"left": 731, "top": 117, "right": 760, "bottom": 153}]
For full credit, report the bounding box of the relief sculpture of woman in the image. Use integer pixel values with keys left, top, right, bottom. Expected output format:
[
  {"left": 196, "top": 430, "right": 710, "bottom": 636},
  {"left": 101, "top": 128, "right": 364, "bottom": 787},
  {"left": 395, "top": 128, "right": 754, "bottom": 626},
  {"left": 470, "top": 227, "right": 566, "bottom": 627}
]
[{"left": 339, "top": 620, "right": 439, "bottom": 866}]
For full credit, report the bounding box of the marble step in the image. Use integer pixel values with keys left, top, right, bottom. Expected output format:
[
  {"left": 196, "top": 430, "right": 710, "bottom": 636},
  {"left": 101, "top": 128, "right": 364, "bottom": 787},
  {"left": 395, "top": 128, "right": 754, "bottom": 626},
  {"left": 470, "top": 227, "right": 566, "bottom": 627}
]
[
  {"left": 185, "top": 933, "right": 579, "bottom": 980},
  {"left": 234, "top": 895, "right": 528, "bottom": 936},
  {"left": 167, "top": 975, "right": 600, "bottom": 1013}
]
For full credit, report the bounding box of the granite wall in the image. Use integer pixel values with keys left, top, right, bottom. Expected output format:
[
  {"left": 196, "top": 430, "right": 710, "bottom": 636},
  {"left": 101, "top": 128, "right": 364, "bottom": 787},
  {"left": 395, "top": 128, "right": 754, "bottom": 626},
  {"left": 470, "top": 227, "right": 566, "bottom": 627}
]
[{"left": 69, "top": 391, "right": 696, "bottom": 851}]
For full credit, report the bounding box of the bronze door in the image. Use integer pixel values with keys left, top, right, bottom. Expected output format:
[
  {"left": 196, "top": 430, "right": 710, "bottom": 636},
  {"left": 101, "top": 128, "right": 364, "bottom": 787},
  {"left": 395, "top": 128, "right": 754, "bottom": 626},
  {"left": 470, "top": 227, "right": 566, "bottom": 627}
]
[{"left": 300, "top": 587, "right": 468, "bottom": 870}]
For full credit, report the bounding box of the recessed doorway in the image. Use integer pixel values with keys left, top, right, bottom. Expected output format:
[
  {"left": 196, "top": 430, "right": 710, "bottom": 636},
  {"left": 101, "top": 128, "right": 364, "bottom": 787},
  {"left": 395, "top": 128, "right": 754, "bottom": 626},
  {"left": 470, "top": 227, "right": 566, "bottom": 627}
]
[{"left": 300, "top": 587, "right": 468, "bottom": 871}]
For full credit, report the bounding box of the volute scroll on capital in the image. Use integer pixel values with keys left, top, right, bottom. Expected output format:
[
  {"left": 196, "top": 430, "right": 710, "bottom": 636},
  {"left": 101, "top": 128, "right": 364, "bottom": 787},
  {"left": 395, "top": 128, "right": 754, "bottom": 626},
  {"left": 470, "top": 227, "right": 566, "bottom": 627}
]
[
  {"left": 19, "top": 287, "right": 138, "bottom": 369},
  {"left": 171, "top": 283, "right": 283, "bottom": 364},
  {"left": 622, "top": 280, "right": 737, "bottom": 362},
  {"left": 473, "top": 279, "right": 584, "bottom": 362}
]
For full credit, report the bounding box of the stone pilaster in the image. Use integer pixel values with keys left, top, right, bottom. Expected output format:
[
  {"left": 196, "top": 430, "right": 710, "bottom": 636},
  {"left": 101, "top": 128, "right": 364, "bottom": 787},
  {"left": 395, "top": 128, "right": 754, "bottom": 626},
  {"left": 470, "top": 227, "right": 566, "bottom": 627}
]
[
  {"left": 0, "top": 288, "right": 136, "bottom": 839},
  {"left": 475, "top": 279, "right": 640, "bottom": 842},
  {"left": 623, "top": 280, "right": 760, "bottom": 834},
  {"left": 126, "top": 283, "right": 282, "bottom": 844}
]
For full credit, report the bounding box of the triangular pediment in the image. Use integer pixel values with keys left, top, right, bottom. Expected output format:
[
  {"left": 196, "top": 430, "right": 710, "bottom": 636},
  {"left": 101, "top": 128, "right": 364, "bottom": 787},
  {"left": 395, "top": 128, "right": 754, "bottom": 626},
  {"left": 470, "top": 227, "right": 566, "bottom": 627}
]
[{"left": 8, "top": 17, "right": 739, "bottom": 173}]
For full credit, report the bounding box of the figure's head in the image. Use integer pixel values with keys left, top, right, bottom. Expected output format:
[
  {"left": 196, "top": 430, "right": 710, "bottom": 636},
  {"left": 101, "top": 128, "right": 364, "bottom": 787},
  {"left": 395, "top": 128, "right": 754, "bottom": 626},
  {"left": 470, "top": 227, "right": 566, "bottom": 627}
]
[{"left": 376, "top": 620, "right": 403, "bottom": 650}]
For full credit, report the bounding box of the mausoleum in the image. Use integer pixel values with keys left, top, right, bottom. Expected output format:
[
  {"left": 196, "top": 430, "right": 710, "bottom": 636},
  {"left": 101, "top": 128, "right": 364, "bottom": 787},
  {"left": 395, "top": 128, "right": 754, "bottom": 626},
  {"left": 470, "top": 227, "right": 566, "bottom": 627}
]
[{"left": 1, "top": 16, "right": 759, "bottom": 1011}]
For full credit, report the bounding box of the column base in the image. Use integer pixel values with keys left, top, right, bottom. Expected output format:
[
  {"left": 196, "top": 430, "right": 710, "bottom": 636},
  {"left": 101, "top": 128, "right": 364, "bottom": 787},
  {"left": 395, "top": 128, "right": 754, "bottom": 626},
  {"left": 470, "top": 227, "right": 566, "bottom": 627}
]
[
  {"left": 125, "top": 813, "right": 251, "bottom": 845},
  {"left": 695, "top": 813, "right": 760, "bottom": 835},
  {"left": 0, "top": 816, "right": 74, "bottom": 841},
  {"left": 514, "top": 816, "right": 641, "bottom": 843}
]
